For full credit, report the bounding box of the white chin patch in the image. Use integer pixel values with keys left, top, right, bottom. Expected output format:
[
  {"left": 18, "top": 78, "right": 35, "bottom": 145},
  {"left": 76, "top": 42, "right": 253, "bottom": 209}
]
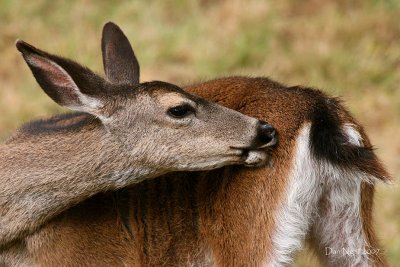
[{"left": 244, "top": 150, "right": 268, "bottom": 167}]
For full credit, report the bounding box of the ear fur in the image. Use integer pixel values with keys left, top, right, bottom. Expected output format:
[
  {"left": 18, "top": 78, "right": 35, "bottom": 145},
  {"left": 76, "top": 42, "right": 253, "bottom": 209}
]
[{"left": 101, "top": 22, "right": 140, "bottom": 85}]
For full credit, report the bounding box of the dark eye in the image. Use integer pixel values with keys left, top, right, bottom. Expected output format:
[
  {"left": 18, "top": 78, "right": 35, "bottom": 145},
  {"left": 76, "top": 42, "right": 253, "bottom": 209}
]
[{"left": 167, "top": 104, "right": 195, "bottom": 119}]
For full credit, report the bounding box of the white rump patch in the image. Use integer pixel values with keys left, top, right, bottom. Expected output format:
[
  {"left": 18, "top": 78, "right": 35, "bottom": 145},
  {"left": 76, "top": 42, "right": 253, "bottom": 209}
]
[
  {"left": 266, "top": 124, "right": 323, "bottom": 266},
  {"left": 266, "top": 123, "right": 372, "bottom": 266}
]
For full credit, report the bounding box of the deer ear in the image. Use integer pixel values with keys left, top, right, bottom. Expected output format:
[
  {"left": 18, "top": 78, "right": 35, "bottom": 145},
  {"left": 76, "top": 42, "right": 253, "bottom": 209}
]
[
  {"left": 16, "top": 40, "right": 106, "bottom": 115},
  {"left": 101, "top": 21, "right": 140, "bottom": 85}
]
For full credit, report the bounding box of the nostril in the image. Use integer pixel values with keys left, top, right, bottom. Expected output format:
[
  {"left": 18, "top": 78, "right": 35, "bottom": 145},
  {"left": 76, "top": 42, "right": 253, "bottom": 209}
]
[
  {"left": 259, "top": 121, "right": 275, "bottom": 136},
  {"left": 259, "top": 122, "right": 275, "bottom": 136},
  {"left": 257, "top": 121, "right": 276, "bottom": 146}
]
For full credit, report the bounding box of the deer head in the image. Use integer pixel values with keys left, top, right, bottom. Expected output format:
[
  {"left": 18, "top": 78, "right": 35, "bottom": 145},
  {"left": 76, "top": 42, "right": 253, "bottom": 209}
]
[{"left": 16, "top": 37, "right": 277, "bottom": 174}]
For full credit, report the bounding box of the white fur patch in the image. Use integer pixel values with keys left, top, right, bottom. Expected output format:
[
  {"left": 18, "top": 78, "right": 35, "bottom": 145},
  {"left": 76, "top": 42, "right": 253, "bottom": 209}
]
[
  {"left": 312, "top": 125, "right": 372, "bottom": 266},
  {"left": 68, "top": 94, "right": 103, "bottom": 112},
  {"left": 342, "top": 123, "right": 363, "bottom": 146},
  {"left": 266, "top": 123, "right": 372, "bottom": 266},
  {"left": 312, "top": 173, "right": 372, "bottom": 267},
  {"left": 266, "top": 124, "right": 323, "bottom": 266}
]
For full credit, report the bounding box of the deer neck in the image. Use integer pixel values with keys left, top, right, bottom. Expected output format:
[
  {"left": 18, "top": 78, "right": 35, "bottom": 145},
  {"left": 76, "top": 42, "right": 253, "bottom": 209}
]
[
  {"left": 1, "top": 122, "right": 163, "bottom": 190},
  {"left": 0, "top": 123, "right": 160, "bottom": 203},
  {"left": 0, "top": 118, "right": 165, "bottom": 245}
]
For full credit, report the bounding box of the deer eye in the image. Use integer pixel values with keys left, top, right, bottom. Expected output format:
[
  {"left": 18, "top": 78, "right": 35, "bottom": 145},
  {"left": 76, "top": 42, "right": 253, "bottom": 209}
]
[{"left": 167, "top": 104, "right": 195, "bottom": 119}]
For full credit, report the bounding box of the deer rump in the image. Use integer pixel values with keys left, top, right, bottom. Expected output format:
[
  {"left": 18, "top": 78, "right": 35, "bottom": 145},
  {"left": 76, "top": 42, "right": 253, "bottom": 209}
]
[{"left": 24, "top": 76, "right": 389, "bottom": 267}]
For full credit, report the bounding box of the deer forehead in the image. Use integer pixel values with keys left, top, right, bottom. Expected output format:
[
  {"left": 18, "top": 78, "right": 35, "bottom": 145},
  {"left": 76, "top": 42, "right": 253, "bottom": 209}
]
[{"left": 155, "top": 92, "right": 195, "bottom": 108}]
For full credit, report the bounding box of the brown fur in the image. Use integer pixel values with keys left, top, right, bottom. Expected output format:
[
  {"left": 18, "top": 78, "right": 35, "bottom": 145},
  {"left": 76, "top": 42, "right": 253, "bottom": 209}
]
[{"left": 20, "top": 76, "right": 389, "bottom": 266}]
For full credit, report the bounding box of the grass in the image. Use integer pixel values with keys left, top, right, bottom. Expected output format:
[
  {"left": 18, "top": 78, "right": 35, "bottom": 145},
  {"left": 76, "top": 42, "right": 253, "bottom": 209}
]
[{"left": 0, "top": 0, "right": 399, "bottom": 265}]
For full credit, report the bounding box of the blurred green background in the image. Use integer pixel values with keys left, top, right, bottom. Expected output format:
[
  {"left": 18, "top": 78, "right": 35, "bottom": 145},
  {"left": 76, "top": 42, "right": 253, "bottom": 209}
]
[{"left": 0, "top": 0, "right": 399, "bottom": 265}]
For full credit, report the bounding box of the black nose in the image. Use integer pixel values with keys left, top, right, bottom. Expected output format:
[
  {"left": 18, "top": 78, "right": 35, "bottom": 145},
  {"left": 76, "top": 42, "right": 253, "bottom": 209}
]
[{"left": 254, "top": 121, "right": 277, "bottom": 147}]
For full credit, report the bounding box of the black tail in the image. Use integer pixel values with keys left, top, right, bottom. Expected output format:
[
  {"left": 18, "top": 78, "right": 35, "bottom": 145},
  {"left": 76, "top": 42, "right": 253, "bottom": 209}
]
[{"left": 308, "top": 93, "right": 390, "bottom": 182}]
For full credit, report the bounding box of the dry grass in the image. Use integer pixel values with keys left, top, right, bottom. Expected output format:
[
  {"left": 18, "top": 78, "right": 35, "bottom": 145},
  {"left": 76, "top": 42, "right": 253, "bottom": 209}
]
[{"left": 0, "top": 0, "right": 399, "bottom": 265}]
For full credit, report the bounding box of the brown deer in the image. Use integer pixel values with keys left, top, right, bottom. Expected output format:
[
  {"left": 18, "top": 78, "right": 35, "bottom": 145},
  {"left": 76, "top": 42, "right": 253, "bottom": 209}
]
[
  {"left": 0, "top": 30, "right": 278, "bottom": 266},
  {"left": 3, "top": 22, "right": 391, "bottom": 267}
]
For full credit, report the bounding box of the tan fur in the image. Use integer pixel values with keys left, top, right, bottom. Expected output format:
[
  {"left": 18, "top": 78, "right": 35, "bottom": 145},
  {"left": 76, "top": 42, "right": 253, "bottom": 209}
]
[{"left": 157, "top": 92, "right": 191, "bottom": 107}]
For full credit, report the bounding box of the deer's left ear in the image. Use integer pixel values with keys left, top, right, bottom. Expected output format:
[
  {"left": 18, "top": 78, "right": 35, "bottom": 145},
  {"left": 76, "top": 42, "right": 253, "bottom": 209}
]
[{"left": 16, "top": 39, "right": 108, "bottom": 116}]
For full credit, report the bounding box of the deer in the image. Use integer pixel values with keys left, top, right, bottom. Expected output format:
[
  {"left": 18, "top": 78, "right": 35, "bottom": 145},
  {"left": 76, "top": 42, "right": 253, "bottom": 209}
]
[
  {"left": 0, "top": 26, "right": 279, "bottom": 266},
  {"left": 2, "top": 22, "right": 391, "bottom": 267}
]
